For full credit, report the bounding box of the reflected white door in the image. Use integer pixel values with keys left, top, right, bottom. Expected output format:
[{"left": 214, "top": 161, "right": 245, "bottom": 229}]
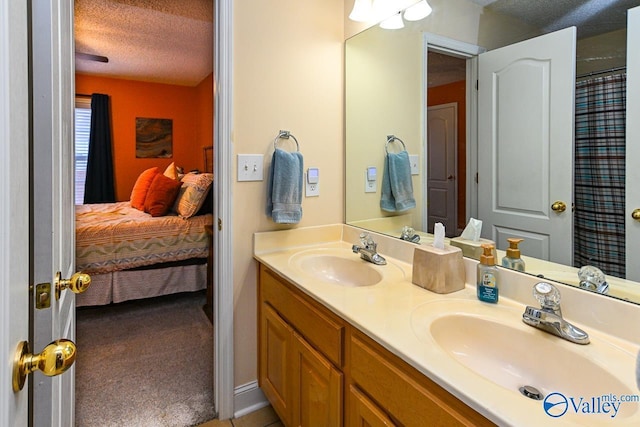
[
  {"left": 0, "top": 1, "right": 30, "bottom": 425},
  {"left": 31, "top": 1, "right": 77, "bottom": 426},
  {"left": 627, "top": 6, "right": 640, "bottom": 281},
  {"left": 478, "top": 27, "right": 576, "bottom": 264},
  {"left": 427, "top": 103, "right": 457, "bottom": 235}
]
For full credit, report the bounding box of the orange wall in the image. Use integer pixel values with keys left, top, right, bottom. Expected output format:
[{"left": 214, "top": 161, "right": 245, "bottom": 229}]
[
  {"left": 75, "top": 73, "right": 213, "bottom": 201},
  {"left": 428, "top": 80, "right": 466, "bottom": 230}
]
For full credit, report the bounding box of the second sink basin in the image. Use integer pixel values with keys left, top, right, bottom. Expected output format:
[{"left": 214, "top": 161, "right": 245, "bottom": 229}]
[{"left": 411, "top": 300, "right": 638, "bottom": 422}]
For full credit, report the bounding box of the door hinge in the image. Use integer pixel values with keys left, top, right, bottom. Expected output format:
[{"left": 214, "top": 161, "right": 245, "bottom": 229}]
[
  {"left": 476, "top": 80, "right": 479, "bottom": 90},
  {"left": 218, "top": 218, "right": 222, "bottom": 231},
  {"left": 475, "top": 172, "right": 479, "bottom": 183}
]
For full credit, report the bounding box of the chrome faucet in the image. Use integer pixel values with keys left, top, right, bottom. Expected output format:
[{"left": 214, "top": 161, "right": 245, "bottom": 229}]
[
  {"left": 352, "top": 233, "right": 387, "bottom": 265},
  {"left": 400, "top": 226, "right": 420, "bottom": 243},
  {"left": 577, "top": 265, "right": 609, "bottom": 294},
  {"left": 522, "top": 282, "right": 590, "bottom": 345}
]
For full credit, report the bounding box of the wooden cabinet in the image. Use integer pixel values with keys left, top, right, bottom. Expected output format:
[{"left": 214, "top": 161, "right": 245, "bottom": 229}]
[
  {"left": 291, "top": 332, "right": 342, "bottom": 426},
  {"left": 348, "top": 385, "right": 395, "bottom": 427},
  {"left": 258, "top": 263, "right": 494, "bottom": 427},
  {"left": 258, "top": 265, "right": 344, "bottom": 426},
  {"left": 348, "top": 329, "right": 494, "bottom": 427},
  {"left": 260, "top": 304, "right": 294, "bottom": 426}
]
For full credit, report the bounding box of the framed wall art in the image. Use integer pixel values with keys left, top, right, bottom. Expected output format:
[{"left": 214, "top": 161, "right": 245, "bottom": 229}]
[{"left": 135, "top": 117, "right": 173, "bottom": 158}]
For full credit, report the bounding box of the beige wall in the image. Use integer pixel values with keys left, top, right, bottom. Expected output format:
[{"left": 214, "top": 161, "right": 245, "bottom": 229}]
[
  {"left": 232, "top": 0, "right": 344, "bottom": 386},
  {"left": 345, "top": 25, "right": 423, "bottom": 229},
  {"left": 232, "top": 0, "right": 540, "bottom": 390}
]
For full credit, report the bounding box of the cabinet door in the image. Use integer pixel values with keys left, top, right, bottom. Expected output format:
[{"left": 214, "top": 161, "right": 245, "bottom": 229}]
[
  {"left": 348, "top": 385, "right": 396, "bottom": 427},
  {"left": 260, "top": 304, "right": 293, "bottom": 426},
  {"left": 292, "top": 332, "right": 343, "bottom": 427}
]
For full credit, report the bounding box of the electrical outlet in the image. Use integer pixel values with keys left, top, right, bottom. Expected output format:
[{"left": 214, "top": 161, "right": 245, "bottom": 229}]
[
  {"left": 237, "top": 154, "right": 264, "bottom": 181},
  {"left": 365, "top": 169, "right": 377, "bottom": 193},
  {"left": 409, "top": 154, "right": 419, "bottom": 175},
  {"left": 305, "top": 168, "right": 320, "bottom": 197}
]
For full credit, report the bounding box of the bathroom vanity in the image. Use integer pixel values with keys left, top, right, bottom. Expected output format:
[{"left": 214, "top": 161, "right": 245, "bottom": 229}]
[
  {"left": 258, "top": 263, "right": 492, "bottom": 426},
  {"left": 254, "top": 224, "right": 640, "bottom": 427}
]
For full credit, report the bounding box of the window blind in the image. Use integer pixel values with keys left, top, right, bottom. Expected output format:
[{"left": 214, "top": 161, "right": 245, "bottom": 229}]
[{"left": 75, "top": 97, "right": 92, "bottom": 205}]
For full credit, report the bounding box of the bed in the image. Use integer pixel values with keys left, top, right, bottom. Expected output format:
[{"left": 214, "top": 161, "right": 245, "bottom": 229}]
[{"left": 76, "top": 169, "right": 213, "bottom": 307}]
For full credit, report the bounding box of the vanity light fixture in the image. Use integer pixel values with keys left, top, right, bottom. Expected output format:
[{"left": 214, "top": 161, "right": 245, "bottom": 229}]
[
  {"left": 348, "top": 0, "right": 431, "bottom": 27},
  {"left": 349, "top": 0, "right": 373, "bottom": 22},
  {"left": 404, "top": 0, "right": 432, "bottom": 21},
  {"left": 380, "top": 11, "right": 405, "bottom": 29}
]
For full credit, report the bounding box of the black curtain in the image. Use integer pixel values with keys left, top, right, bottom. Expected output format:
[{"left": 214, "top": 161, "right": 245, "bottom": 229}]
[{"left": 83, "top": 93, "right": 115, "bottom": 204}]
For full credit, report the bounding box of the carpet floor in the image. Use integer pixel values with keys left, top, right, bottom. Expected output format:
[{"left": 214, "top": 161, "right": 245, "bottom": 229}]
[{"left": 75, "top": 291, "right": 215, "bottom": 427}]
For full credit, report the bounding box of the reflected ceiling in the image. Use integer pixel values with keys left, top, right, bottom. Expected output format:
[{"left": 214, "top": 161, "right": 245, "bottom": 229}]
[{"left": 470, "top": 0, "right": 638, "bottom": 39}]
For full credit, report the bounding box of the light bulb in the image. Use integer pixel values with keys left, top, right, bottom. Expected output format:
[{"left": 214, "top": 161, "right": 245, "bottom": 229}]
[
  {"left": 404, "top": 0, "right": 432, "bottom": 21},
  {"left": 349, "top": 0, "right": 373, "bottom": 22}
]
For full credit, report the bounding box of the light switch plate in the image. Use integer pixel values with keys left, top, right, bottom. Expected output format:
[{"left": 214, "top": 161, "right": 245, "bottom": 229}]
[
  {"left": 409, "top": 154, "right": 419, "bottom": 175},
  {"left": 237, "top": 154, "right": 264, "bottom": 181}
]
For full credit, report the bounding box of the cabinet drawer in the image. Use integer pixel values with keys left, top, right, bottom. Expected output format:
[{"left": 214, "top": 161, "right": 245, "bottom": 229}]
[
  {"left": 349, "top": 329, "right": 494, "bottom": 427},
  {"left": 260, "top": 265, "right": 345, "bottom": 367}
]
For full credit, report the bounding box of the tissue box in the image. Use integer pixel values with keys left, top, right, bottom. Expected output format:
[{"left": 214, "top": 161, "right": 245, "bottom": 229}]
[
  {"left": 412, "top": 245, "right": 465, "bottom": 294},
  {"left": 449, "top": 237, "right": 496, "bottom": 260}
]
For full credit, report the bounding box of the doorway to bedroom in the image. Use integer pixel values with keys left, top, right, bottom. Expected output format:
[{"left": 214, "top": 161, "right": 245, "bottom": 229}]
[{"left": 72, "top": 1, "right": 216, "bottom": 425}]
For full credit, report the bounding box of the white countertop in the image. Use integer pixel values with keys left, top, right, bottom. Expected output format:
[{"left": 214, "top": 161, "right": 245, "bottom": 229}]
[{"left": 254, "top": 224, "right": 640, "bottom": 427}]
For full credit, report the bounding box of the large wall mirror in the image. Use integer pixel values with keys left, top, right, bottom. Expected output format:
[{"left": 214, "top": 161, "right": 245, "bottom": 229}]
[{"left": 345, "top": 0, "right": 640, "bottom": 305}]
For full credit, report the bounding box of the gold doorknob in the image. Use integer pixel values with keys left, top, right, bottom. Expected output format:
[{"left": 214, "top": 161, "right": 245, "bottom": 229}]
[
  {"left": 55, "top": 271, "right": 91, "bottom": 300},
  {"left": 551, "top": 201, "right": 567, "bottom": 213},
  {"left": 633, "top": 209, "right": 640, "bottom": 221},
  {"left": 13, "top": 339, "right": 76, "bottom": 392}
]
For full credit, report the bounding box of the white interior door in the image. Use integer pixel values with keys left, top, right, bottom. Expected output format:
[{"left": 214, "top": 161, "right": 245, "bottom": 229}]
[
  {"left": 31, "top": 1, "right": 76, "bottom": 426},
  {"left": 478, "top": 27, "right": 576, "bottom": 264},
  {"left": 427, "top": 103, "right": 458, "bottom": 235},
  {"left": 627, "top": 6, "right": 640, "bottom": 281},
  {"left": 0, "top": 1, "right": 30, "bottom": 425}
]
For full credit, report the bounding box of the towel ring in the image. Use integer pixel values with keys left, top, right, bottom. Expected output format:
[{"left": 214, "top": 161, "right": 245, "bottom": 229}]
[
  {"left": 385, "top": 135, "right": 406, "bottom": 154},
  {"left": 273, "top": 130, "right": 300, "bottom": 152}
]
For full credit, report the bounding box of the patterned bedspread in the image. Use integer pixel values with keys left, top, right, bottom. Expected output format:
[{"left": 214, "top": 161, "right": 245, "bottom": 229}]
[{"left": 76, "top": 202, "right": 212, "bottom": 274}]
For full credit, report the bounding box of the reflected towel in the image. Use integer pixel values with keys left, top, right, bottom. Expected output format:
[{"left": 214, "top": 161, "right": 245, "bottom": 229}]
[
  {"left": 266, "top": 148, "right": 303, "bottom": 224},
  {"left": 380, "top": 150, "right": 415, "bottom": 212}
]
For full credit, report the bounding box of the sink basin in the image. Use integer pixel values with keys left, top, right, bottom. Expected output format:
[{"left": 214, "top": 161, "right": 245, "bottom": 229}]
[
  {"left": 411, "top": 300, "right": 638, "bottom": 421},
  {"left": 289, "top": 248, "right": 404, "bottom": 287},
  {"left": 297, "top": 254, "right": 382, "bottom": 286}
]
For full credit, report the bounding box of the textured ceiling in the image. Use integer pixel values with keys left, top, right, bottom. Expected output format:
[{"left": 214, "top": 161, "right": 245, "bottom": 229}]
[
  {"left": 469, "top": 0, "right": 640, "bottom": 39},
  {"left": 74, "top": 0, "right": 213, "bottom": 87}
]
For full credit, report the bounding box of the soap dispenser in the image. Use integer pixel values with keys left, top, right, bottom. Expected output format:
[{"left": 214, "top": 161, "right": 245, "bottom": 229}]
[
  {"left": 477, "top": 243, "right": 499, "bottom": 303},
  {"left": 502, "top": 238, "right": 525, "bottom": 272}
]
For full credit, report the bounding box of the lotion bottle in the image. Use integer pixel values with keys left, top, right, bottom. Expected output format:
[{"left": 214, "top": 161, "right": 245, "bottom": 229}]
[
  {"left": 501, "top": 238, "right": 525, "bottom": 272},
  {"left": 477, "top": 243, "right": 499, "bottom": 303}
]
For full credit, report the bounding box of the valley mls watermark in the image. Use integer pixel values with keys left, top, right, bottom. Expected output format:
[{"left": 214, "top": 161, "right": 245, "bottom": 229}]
[{"left": 543, "top": 392, "right": 640, "bottom": 418}]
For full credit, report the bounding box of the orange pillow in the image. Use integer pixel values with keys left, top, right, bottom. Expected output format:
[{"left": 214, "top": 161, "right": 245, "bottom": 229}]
[
  {"left": 144, "top": 173, "right": 182, "bottom": 217},
  {"left": 130, "top": 167, "right": 160, "bottom": 210}
]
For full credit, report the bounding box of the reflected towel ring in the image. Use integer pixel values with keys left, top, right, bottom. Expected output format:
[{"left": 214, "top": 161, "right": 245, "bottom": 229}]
[
  {"left": 273, "top": 130, "right": 300, "bottom": 152},
  {"left": 385, "top": 135, "right": 406, "bottom": 154}
]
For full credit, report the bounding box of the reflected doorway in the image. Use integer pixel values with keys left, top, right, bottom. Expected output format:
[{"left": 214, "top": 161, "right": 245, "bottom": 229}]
[{"left": 426, "top": 51, "right": 467, "bottom": 236}]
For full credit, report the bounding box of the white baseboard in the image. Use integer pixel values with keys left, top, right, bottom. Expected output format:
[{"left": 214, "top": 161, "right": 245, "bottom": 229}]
[{"left": 233, "top": 381, "right": 269, "bottom": 419}]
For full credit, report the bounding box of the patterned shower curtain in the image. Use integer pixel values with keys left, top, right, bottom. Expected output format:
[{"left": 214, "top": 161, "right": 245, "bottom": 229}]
[{"left": 574, "top": 73, "right": 626, "bottom": 278}]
